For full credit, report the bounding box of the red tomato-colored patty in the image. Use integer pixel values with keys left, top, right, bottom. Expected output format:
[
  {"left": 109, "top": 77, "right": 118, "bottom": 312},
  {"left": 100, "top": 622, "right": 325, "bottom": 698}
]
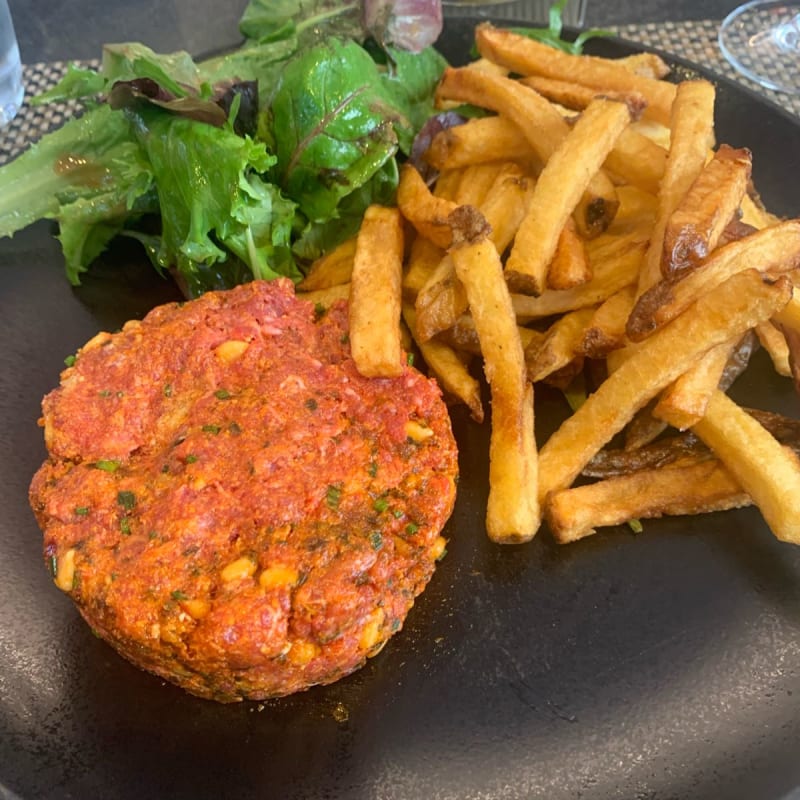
[{"left": 29, "top": 279, "right": 458, "bottom": 702}]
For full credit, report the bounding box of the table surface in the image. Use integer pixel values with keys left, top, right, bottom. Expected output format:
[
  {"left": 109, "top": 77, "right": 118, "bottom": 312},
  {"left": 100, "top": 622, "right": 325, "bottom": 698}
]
[{"left": 7, "top": 0, "right": 749, "bottom": 63}]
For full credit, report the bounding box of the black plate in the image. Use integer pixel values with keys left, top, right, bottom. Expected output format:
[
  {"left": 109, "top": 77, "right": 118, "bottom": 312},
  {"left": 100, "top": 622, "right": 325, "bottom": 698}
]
[{"left": 2, "top": 18, "right": 800, "bottom": 800}]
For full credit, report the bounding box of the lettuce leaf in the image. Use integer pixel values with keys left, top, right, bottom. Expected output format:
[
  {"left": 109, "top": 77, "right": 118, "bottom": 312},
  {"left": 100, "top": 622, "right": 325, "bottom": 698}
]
[
  {"left": 270, "top": 38, "right": 404, "bottom": 223},
  {"left": 126, "top": 106, "right": 299, "bottom": 297}
]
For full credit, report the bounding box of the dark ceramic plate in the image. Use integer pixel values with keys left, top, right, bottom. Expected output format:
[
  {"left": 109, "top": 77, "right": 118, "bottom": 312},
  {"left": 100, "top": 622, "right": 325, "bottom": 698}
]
[{"left": 2, "top": 18, "right": 800, "bottom": 800}]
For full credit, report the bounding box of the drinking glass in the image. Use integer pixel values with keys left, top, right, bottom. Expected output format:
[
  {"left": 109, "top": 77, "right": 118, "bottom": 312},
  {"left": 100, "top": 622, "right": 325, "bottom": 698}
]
[
  {"left": 0, "top": 0, "right": 23, "bottom": 126},
  {"left": 718, "top": 1, "right": 800, "bottom": 94}
]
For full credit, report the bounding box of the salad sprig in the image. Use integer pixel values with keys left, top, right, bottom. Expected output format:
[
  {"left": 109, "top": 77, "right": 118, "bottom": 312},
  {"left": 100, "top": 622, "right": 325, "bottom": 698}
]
[{"left": 0, "top": 0, "right": 596, "bottom": 298}]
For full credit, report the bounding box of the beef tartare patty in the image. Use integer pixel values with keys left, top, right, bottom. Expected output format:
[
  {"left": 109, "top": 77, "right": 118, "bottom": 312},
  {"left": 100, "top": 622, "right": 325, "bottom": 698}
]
[{"left": 29, "top": 279, "right": 458, "bottom": 702}]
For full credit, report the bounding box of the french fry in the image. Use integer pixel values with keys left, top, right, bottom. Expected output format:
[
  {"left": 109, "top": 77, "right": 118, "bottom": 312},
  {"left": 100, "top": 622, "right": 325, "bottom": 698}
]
[
  {"left": 755, "top": 321, "right": 792, "bottom": 377},
  {"left": 397, "top": 163, "right": 461, "bottom": 249},
  {"left": 526, "top": 306, "right": 596, "bottom": 383},
  {"left": 432, "top": 168, "right": 464, "bottom": 201},
  {"left": 512, "top": 231, "right": 646, "bottom": 322},
  {"left": 403, "top": 236, "right": 445, "bottom": 299},
  {"left": 603, "top": 129, "right": 667, "bottom": 196},
  {"left": 547, "top": 458, "right": 750, "bottom": 543},
  {"left": 435, "top": 67, "right": 620, "bottom": 237},
  {"left": 297, "top": 283, "right": 351, "bottom": 311},
  {"left": 505, "top": 98, "right": 632, "bottom": 295},
  {"left": 741, "top": 187, "right": 782, "bottom": 229},
  {"left": 474, "top": 23, "right": 677, "bottom": 126},
  {"left": 414, "top": 255, "right": 467, "bottom": 342},
  {"left": 425, "top": 115, "right": 533, "bottom": 171},
  {"left": 623, "top": 403, "right": 669, "bottom": 451},
  {"left": 537, "top": 270, "right": 793, "bottom": 502},
  {"left": 773, "top": 289, "right": 800, "bottom": 390},
  {"left": 453, "top": 161, "right": 508, "bottom": 207},
  {"left": 578, "top": 284, "right": 636, "bottom": 358},
  {"left": 441, "top": 314, "right": 544, "bottom": 356},
  {"left": 348, "top": 205, "right": 405, "bottom": 378},
  {"left": 519, "top": 75, "right": 647, "bottom": 113},
  {"left": 547, "top": 217, "right": 592, "bottom": 290},
  {"left": 652, "top": 337, "right": 738, "bottom": 430},
  {"left": 662, "top": 144, "right": 752, "bottom": 274},
  {"left": 615, "top": 51, "right": 671, "bottom": 79},
  {"left": 692, "top": 390, "right": 800, "bottom": 543},
  {"left": 627, "top": 220, "right": 800, "bottom": 342},
  {"left": 635, "top": 80, "right": 717, "bottom": 296},
  {"left": 402, "top": 303, "right": 484, "bottom": 422},
  {"left": 480, "top": 161, "right": 535, "bottom": 254},
  {"left": 298, "top": 237, "right": 356, "bottom": 291},
  {"left": 449, "top": 210, "right": 540, "bottom": 542},
  {"left": 585, "top": 406, "right": 800, "bottom": 478}
]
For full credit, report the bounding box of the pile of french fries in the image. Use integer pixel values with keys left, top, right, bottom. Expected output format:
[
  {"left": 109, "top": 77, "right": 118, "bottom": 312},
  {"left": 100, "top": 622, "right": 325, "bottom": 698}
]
[{"left": 297, "top": 23, "right": 800, "bottom": 547}]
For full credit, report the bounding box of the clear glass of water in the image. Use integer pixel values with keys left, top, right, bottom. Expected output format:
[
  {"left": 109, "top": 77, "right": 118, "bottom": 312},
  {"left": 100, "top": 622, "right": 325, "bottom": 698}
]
[{"left": 0, "top": 0, "right": 23, "bottom": 127}]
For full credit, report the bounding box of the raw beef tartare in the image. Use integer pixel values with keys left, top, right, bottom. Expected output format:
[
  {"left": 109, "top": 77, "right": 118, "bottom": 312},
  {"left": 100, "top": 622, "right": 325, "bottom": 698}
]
[{"left": 29, "top": 279, "right": 458, "bottom": 702}]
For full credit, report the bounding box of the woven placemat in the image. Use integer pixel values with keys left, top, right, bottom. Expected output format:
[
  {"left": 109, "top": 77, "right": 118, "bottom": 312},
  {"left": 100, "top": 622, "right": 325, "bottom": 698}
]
[{"left": 1, "top": 18, "right": 798, "bottom": 167}]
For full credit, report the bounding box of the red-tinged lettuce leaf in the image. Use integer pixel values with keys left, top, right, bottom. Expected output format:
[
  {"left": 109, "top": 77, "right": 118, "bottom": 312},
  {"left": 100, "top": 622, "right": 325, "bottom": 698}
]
[
  {"left": 270, "top": 38, "right": 405, "bottom": 223},
  {"left": 101, "top": 42, "right": 203, "bottom": 97}
]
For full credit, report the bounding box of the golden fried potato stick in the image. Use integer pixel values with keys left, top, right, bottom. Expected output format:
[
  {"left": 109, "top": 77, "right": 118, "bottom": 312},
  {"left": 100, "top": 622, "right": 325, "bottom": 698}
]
[
  {"left": 402, "top": 303, "right": 484, "bottom": 422},
  {"left": 693, "top": 390, "right": 800, "bottom": 543},
  {"left": 537, "top": 270, "right": 793, "bottom": 502},
  {"left": 415, "top": 163, "right": 533, "bottom": 342},
  {"left": 425, "top": 115, "right": 533, "bottom": 171},
  {"left": 505, "top": 98, "right": 632, "bottom": 295},
  {"left": 397, "top": 163, "right": 461, "bottom": 249},
  {"left": 662, "top": 144, "right": 752, "bottom": 275},
  {"left": 432, "top": 168, "right": 464, "bottom": 201},
  {"left": 453, "top": 161, "right": 508, "bottom": 207},
  {"left": 652, "top": 337, "right": 738, "bottom": 430},
  {"left": 415, "top": 255, "right": 467, "bottom": 342},
  {"left": 403, "top": 236, "right": 445, "bottom": 300},
  {"left": 349, "top": 205, "right": 405, "bottom": 378},
  {"left": 627, "top": 219, "right": 800, "bottom": 341},
  {"left": 755, "top": 321, "right": 792, "bottom": 377},
  {"left": 426, "top": 110, "right": 665, "bottom": 197},
  {"left": 440, "top": 314, "right": 544, "bottom": 356},
  {"left": 297, "top": 283, "right": 351, "bottom": 311},
  {"left": 298, "top": 237, "right": 356, "bottom": 291},
  {"left": 578, "top": 284, "right": 637, "bottom": 358},
  {"left": 741, "top": 188, "right": 781, "bottom": 230},
  {"left": 474, "top": 23, "right": 677, "bottom": 126},
  {"left": 547, "top": 458, "right": 750, "bottom": 543},
  {"left": 603, "top": 129, "right": 668, "bottom": 196},
  {"left": 449, "top": 210, "right": 540, "bottom": 542},
  {"left": 435, "top": 67, "right": 620, "bottom": 238},
  {"left": 773, "top": 289, "right": 800, "bottom": 389},
  {"left": 635, "top": 80, "right": 717, "bottom": 296},
  {"left": 512, "top": 230, "right": 646, "bottom": 322},
  {"left": 614, "top": 51, "right": 671, "bottom": 79},
  {"left": 526, "top": 306, "right": 597, "bottom": 383},
  {"left": 520, "top": 75, "right": 648, "bottom": 114},
  {"left": 479, "top": 161, "right": 535, "bottom": 255},
  {"left": 547, "top": 218, "right": 592, "bottom": 291}
]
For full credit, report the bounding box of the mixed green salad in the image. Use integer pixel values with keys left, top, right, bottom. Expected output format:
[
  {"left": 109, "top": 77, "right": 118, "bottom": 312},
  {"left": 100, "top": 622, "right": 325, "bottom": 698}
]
[{"left": 0, "top": 0, "right": 590, "bottom": 298}]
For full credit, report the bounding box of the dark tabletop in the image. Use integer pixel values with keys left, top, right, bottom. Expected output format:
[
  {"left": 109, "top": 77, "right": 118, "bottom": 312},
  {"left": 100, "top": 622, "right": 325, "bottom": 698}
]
[{"left": 9, "top": 0, "right": 744, "bottom": 64}]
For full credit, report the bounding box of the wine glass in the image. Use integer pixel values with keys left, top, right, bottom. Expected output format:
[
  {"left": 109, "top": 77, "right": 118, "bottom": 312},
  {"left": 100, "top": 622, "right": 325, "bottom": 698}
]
[{"left": 718, "top": 1, "right": 800, "bottom": 94}]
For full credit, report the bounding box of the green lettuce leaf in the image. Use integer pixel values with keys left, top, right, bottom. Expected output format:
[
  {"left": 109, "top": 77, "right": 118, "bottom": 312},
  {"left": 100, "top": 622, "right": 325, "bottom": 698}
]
[
  {"left": 270, "top": 38, "right": 405, "bottom": 223},
  {"left": 127, "top": 106, "right": 299, "bottom": 297},
  {"left": 0, "top": 104, "right": 156, "bottom": 281}
]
